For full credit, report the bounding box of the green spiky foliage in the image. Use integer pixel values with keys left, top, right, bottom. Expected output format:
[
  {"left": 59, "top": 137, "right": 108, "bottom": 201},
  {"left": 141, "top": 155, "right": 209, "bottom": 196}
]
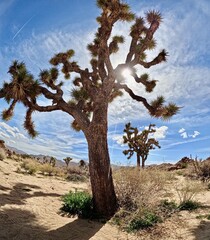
[
  {"left": 63, "top": 157, "right": 73, "bottom": 168},
  {"left": 0, "top": 0, "right": 179, "bottom": 217},
  {"left": 123, "top": 123, "right": 160, "bottom": 168}
]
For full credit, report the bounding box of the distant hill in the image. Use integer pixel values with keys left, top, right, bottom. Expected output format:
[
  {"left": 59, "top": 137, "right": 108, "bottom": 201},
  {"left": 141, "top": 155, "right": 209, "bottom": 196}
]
[{"left": 7, "top": 146, "right": 27, "bottom": 155}]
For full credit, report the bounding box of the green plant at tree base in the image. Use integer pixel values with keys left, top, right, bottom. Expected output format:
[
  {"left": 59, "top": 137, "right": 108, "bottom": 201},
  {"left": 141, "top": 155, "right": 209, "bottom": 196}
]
[
  {"left": 127, "top": 211, "right": 161, "bottom": 232},
  {"left": 61, "top": 191, "right": 93, "bottom": 218},
  {"left": 178, "top": 200, "right": 200, "bottom": 211}
]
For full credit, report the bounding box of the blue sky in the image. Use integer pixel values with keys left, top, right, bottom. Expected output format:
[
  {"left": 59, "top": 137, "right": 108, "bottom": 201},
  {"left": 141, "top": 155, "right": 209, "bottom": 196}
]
[{"left": 0, "top": 0, "right": 210, "bottom": 165}]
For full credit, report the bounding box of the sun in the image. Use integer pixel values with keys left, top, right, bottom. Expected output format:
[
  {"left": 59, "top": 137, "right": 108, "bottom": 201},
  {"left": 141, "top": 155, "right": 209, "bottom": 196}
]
[{"left": 121, "top": 68, "right": 132, "bottom": 78}]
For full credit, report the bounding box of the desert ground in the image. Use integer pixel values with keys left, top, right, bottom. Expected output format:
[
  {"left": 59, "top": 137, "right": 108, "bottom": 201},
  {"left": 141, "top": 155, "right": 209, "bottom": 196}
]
[{"left": 1, "top": 157, "right": 210, "bottom": 240}]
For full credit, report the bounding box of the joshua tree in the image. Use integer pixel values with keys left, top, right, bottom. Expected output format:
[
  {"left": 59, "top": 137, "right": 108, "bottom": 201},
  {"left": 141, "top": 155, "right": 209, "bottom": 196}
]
[
  {"left": 50, "top": 156, "right": 56, "bottom": 167},
  {"left": 63, "top": 157, "right": 73, "bottom": 168},
  {"left": 79, "top": 159, "right": 87, "bottom": 168},
  {"left": 123, "top": 123, "right": 161, "bottom": 168},
  {"left": 0, "top": 139, "right": 6, "bottom": 149},
  {"left": 43, "top": 156, "right": 48, "bottom": 164},
  {"left": 0, "top": 1, "right": 179, "bottom": 216}
]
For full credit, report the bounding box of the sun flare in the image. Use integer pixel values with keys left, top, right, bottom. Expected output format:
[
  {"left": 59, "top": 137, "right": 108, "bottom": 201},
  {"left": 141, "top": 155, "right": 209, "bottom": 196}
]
[{"left": 121, "top": 68, "right": 132, "bottom": 78}]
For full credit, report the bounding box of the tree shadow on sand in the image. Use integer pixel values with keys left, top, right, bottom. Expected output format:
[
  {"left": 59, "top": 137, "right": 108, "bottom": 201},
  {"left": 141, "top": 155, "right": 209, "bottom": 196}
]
[
  {"left": 190, "top": 218, "right": 210, "bottom": 240},
  {"left": 0, "top": 208, "right": 104, "bottom": 240},
  {"left": 0, "top": 183, "right": 61, "bottom": 207}
]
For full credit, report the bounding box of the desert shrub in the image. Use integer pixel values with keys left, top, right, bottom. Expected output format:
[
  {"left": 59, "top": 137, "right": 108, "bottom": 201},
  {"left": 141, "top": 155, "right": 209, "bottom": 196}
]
[
  {"left": 113, "top": 168, "right": 174, "bottom": 231},
  {"left": 20, "top": 159, "right": 65, "bottom": 177},
  {"left": 0, "top": 149, "right": 6, "bottom": 161},
  {"left": 65, "top": 166, "right": 88, "bottom": 182},
  {"left": 158, "top": 199, "right": 178, "bottom": 218},
  {"left": 66, "top": 173, "right": 87, "bottom": 182},
  {"left": 40, "top": 163, "right": 55, "bottom": 176},
  {"left": 179, "top": 200, "right": 200, "bottom": 211},
  {"left": 127, "top": 211, "right": 161, "bottom": 232},
  {"left": 192, "top": 159, "right": 210, "bottom": 182},
  {"left": 61, "top": 190, "right": 93, "bottom": 218},
  {"left": 174, "top": 180, "right": 203, "bottom": 206},
  {"left": 114, "top": 168, "right": 173, "bottom": 211},
  {"left": 20, "top": 159, "right": 39, "bottom": 175},
  {"left": 39, "top": 163, "right": 65, "bottom": 177}
]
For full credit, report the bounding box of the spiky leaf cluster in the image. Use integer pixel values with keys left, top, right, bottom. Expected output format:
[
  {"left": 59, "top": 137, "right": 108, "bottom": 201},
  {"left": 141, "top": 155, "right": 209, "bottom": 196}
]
[
  {"left": 23, "top": 109, "right": 38, "bottom": 138},
  {"left": 2, "top": 61, "right": 40, "bottom": 103},
  {"left": 150, "top": 96, "right": 179, "bottom": 120}
]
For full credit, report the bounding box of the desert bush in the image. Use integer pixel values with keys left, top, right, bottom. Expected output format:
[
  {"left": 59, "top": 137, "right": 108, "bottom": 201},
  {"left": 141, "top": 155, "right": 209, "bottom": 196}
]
[
  {"left": 20, "top": 159, "right": 39, "bottom": 174},
  {"left": 158, "top": 199, "right": 178, "bottom": 218},
  {"left": 114, "top": 168, "right": 173, "bottom": 212},
  {"left": 175, "top": 181, "right": 204, "bottom": 205},
  {"left": 39, "top": 163, "right": 65, "bottom": 177},
  {"left": 61, "top": 190, "right": 93, "bottom": 218},
  {"left": 113, "top": 168, "right": 174, "bottom": 231},
  {"left": 0, "top": 149, "right": 6, "bottom": 161},
  {"left": 179, "top": 200, "right": 200, "bottom": 211},
  {"left": 66, "top": 173, "right": 87, "bottom": 182},
  {"left": 65, "top": 166, "right": 88, "bottom": 182},
  {"left": 40, "top": 163, "right": 55, "bottom": 176},
  {"left": 127, "top": 211, "right": 161, "bottom": 232},
  {"left": 192, "top": 159, "right": 210, "bottom": 182},
  {"left": 20, "top": 159, "right": 65, "bottom": 177}
]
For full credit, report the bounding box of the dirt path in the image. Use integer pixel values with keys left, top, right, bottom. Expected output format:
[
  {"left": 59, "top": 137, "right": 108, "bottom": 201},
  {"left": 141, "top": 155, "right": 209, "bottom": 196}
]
[{"left": 0, "top": 158, "right": 210, "bottom": 240}]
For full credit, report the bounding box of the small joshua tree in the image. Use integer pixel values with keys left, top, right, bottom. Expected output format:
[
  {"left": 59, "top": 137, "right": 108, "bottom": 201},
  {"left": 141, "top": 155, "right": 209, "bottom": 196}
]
[
  {"left": 123, "top": 123, "right": 160, "bottom": 168},
  {"left": 63, "top": 157, "right": 73, "bottom": 168},
  {"left": 79, "top": 159, "right": 87, "bottom": 168},
  {"left": 43, "top": 156, "right": 48, "bottom": 164},
  {"left": 50, "top": 156, "right": 56, "bottom": 167}
]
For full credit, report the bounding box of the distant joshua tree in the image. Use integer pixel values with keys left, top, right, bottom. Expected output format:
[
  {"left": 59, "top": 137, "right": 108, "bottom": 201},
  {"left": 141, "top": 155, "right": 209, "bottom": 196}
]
[
  {"left": 0, "top": 0, "right": 179, "bottom": 216},
  {"left": 63, "top": 157, "right": 73, "bottom": 168},
  {"left": 43, "top": 156, "right": 48, "bottom": 164},
  {"left": 123, "top": 123, "right": 160, "bottom": 169},
  {"left": 0, "top": 139, "right": 6, "bottom": 149},
  {"left": 50, "top": 156, "right": 56, "bottom": 167},
  {"left": 79, "top": 159, "right": 86, "bottom": 168}
]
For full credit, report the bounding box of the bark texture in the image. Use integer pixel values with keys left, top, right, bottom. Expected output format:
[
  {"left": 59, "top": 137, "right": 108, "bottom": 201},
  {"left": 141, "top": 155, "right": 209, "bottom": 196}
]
[{"left": 86, "top": 104, "right": 117, "bottom": 217}]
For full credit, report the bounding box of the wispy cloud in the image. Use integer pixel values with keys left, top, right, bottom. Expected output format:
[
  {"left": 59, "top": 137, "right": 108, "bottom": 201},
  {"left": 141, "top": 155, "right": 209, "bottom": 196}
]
[
  {"left": 162, "top": 136, "right": 210, "bottom": 150},
  {"left": 0, "top": 121, "right": 88, "bottom": 160}
]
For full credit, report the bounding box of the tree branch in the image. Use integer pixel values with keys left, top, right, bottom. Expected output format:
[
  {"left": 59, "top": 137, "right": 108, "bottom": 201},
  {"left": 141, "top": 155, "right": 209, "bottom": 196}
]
[{"left": 116, "top": 83, "right": 154, "bottom": 113}]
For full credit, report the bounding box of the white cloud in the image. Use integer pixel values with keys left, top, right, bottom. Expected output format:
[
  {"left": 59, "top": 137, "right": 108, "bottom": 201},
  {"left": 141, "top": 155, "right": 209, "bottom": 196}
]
[
  {"left": 179, "top": 128, "right": 200, "bottom": 139},
  {"left": 179, "top": 128, "right": 185, "bottom": 133},
  {"left": 112, "top": 135, "right": 125, "bottom": 146},
  {"left": 153, "top": 126, "right": 168, "bottom": 139},
  {"left": 180, "top": 132, "right": 188, "bottom": 139},
  {"left": 191, "top": 131, "right": 200, "bottom": 138}
]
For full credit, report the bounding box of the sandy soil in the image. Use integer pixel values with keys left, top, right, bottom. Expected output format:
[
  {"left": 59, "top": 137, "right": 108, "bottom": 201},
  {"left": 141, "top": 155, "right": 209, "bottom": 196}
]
[{"left": 0, "top": 158, "right": 210, "bottom": 240}]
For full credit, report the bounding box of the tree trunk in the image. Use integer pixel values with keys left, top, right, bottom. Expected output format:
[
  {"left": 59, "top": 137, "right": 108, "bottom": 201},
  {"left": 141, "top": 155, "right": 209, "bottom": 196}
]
[
  {"left": 142, "top": 156, "right": 147, "bottom": 168},
  {"left": 137, "top": 154, "right": 141, "bottom": 169},
  {"left": 85, "top": 103, "right": 117, "bottom": 218}
]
